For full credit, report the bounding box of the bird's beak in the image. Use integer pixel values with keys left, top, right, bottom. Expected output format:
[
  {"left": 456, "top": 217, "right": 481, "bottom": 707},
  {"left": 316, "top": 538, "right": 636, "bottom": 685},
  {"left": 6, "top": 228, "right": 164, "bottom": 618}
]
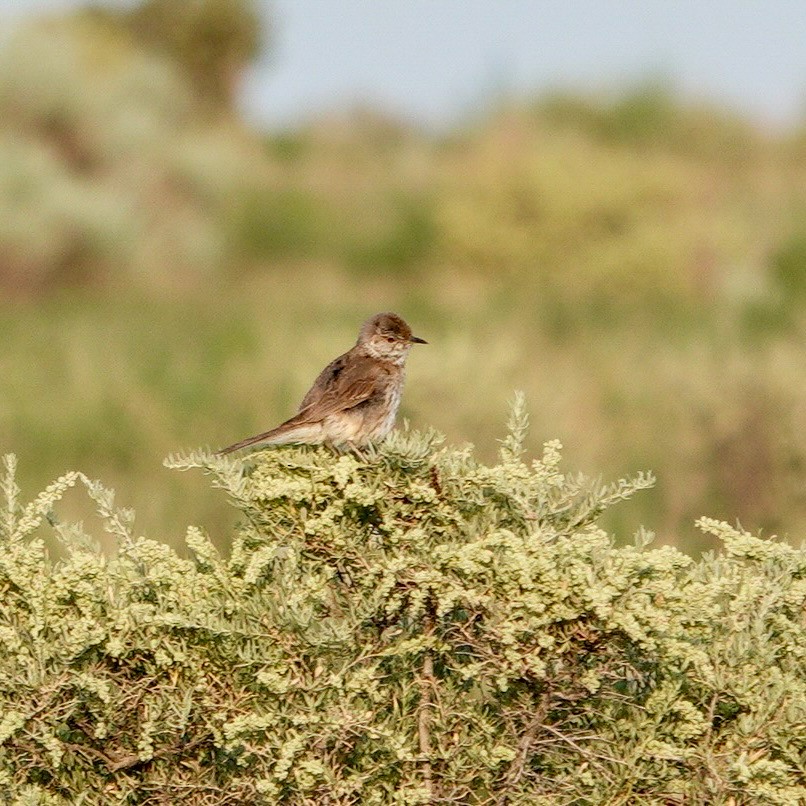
[{"left": 410, "top": 335, "right": 428, "bottom": 344}]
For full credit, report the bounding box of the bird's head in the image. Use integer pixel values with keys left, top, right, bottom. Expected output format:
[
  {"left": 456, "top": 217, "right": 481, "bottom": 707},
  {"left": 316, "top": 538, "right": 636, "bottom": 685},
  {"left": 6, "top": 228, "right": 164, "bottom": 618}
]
[{"left": 358, "top": 312, "right": 427, "bottom": 363}]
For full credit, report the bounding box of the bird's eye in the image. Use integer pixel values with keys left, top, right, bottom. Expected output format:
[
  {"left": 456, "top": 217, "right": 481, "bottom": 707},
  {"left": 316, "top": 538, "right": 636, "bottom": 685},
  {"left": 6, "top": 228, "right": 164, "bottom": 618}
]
[{"left": 385, "top": 336, "right": 395, "bottom": 343}]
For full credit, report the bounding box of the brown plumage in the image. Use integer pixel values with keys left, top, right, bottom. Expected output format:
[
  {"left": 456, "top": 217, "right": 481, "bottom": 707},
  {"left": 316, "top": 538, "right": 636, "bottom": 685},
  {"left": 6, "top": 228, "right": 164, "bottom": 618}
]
[{"left": 218, "top": 312, "right": 426, "bottom": 454}]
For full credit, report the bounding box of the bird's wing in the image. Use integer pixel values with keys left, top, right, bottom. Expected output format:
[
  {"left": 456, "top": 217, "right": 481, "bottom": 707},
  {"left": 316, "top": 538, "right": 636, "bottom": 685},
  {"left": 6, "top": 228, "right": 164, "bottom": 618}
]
[
  {"left": 218, "top": 352, "right": 383, "bottom": 454},
  {"left": 295, "top": 351, "right": 383, "bottom": 423},
  {"left": 297, "top": 353, "right": 347, "bottom": 411}
]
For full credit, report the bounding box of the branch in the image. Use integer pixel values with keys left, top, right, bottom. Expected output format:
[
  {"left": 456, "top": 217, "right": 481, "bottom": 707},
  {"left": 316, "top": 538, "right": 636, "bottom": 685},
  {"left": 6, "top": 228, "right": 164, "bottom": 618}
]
[{"left": 418, "top": 614, "right": 436, "bottom": 802}]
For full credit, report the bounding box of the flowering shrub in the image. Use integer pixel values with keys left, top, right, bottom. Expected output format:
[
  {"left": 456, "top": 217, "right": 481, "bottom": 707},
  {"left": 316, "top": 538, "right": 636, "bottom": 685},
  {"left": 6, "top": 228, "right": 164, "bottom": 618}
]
[{"left": 1, "top": 399, "right": 804, "bottom": 803}]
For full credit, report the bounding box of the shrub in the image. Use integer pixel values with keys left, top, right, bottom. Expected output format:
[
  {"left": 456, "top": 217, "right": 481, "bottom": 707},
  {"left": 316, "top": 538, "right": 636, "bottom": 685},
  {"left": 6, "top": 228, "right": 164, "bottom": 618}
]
[
  {"left": 0, "top": 399, "right": 804, "bottom": 803},
  {"left": 0, "top": 14, "right": 271, "bottom": 292}
]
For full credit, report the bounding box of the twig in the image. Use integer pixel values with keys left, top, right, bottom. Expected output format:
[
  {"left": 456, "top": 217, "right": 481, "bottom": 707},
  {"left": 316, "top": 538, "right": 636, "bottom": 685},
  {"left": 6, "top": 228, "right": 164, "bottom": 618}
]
[
  {"left": 497, "top": 692, "right": 551, "bottom": 800},
  {"left": 419, "top": 614, "right": 436, "bottom": 803}
]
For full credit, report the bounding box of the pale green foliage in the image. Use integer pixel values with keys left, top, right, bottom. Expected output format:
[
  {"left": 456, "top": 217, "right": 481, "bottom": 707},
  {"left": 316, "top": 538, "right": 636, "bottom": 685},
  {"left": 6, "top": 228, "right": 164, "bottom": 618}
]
[
  {"left": 2, "top": 407, "right": 805, "bottom": 803},
  {"left": 0, "top": 14, "right": 269, "bottom": 290}
]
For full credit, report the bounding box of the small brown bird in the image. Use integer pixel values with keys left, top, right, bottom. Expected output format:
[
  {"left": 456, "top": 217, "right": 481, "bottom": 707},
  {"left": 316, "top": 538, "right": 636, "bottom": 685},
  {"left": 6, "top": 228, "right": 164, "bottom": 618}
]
[{"left": 219, "top": 312, "right": 426, "bottom": 454}]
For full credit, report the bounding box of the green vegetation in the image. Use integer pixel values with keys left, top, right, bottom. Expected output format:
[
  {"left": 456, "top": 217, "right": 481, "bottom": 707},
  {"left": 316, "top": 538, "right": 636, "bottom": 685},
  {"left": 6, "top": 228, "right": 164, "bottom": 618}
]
[
  {"left": 1, "top": 5, "right": 804, "bottom": 802},
  {"left": 1, "top": 406, "right": 804, "bottom": 803},
  {"left": 1, "top": 5, "right": 806, "bottom": 552}
]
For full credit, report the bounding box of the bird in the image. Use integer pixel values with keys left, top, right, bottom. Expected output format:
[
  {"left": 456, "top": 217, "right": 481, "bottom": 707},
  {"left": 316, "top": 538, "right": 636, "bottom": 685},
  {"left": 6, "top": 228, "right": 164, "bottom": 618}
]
[{"left": 218, "top": 312, "right": 427, "bottom": 454}]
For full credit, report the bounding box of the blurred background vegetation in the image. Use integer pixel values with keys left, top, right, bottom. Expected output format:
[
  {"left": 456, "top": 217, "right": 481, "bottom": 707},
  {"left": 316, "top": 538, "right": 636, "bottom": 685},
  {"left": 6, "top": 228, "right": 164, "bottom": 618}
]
[{"left": 1, "top": 0, "right": 805, "bottom": 553}]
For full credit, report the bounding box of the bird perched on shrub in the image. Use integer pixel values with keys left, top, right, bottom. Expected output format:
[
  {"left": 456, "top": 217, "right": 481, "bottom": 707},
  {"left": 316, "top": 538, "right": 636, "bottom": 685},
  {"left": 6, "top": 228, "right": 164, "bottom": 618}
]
[{"left": 219, "top": 312, "right": 426, "bottom": 454}]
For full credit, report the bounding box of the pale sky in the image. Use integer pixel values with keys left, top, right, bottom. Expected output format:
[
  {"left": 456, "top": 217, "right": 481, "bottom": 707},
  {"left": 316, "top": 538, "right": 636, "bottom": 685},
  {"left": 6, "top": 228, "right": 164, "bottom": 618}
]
[{"left": 3, "top": 0, "right": 806, "bottom": 130}]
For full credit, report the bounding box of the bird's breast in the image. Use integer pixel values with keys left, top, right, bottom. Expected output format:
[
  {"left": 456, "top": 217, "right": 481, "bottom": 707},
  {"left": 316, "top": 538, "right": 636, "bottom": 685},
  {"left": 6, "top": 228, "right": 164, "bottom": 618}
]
[{"left": 375, "top": 382, "right": 403, "bottom": 438}]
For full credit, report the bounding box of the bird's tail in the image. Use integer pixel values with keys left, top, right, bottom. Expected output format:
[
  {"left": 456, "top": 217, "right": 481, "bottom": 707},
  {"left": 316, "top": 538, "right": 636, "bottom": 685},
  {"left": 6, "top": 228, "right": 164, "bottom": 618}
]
[
  {"left": 217, "top": 416, "right": 319, "bottom": 455},
  {"left": 218, "top": 429, "right": 278, "bottom": 455}
]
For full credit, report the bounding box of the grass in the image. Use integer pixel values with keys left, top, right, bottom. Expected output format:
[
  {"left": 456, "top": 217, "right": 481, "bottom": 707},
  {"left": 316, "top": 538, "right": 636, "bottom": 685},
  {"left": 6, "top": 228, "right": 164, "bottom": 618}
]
[
  {"left": 1, "top": 14, "right": 805, "bottom": 552},
  {"left": 2, "top": 266, "right": 805, "bottom": 555}
]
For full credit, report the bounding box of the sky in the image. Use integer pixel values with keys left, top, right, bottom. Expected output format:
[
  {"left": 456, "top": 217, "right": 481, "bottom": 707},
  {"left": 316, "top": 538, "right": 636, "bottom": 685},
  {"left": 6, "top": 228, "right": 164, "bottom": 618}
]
[{"left": 2, "top": 0, "right": 806, "bottom": 130}]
